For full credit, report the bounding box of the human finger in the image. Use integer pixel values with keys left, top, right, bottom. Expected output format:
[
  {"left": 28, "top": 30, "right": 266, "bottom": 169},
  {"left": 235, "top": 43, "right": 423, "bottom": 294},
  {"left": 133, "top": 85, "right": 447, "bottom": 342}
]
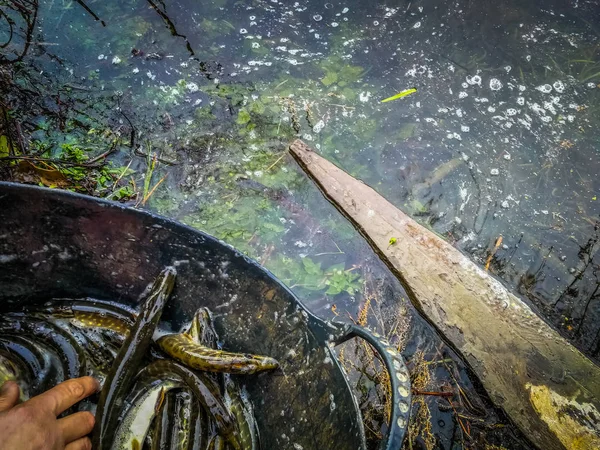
[
  {"left": 58, "top": 411, "right": 95, "bottom": 443},
  {"left": 0, "top": 381, "right": 20, "bottom": 412},
  {"left": 64, "top": 436, "right": 92, "bottom": 450},
  {"left": 28, "top": 376, "right": 100, "bottom": 416}
]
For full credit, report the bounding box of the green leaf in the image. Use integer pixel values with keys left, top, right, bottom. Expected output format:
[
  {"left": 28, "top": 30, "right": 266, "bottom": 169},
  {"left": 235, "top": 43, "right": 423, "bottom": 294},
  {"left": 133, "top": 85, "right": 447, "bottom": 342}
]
[
  {"left": 302, "top": 257, "right": 322, "bottom": 275},
  {"left": 325, "top": 284, "right": 344, "bottom": 295},
  {"left": 321, "top": 71, "right": 338, "bottom": 86},
  {"left": 263, "top": 222, "right": 285, "bottom": 233},
  {"left": 236, "top": 109, "right": 251, "bottom": 125}
]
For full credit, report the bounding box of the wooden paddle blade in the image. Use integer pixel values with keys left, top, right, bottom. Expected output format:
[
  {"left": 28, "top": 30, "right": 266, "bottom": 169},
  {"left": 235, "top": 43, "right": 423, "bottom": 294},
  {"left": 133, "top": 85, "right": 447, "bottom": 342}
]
[{"left": 289, "top": 139, "right": 600, "bottom": 450}]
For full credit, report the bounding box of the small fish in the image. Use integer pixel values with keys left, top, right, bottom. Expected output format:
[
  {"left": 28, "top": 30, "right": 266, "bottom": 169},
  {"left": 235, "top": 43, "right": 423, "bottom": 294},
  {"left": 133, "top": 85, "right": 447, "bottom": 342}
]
[
  {"left": 141, "top": 359, "right": 242, "bottom": 450},
  {"left": 0, "top": 335, "right": 58, "bottom": 396},
  {"left": 381, "top": 87, "right": 417, "bottom": 103},
  {"left": 185, "top": 308, "right": 218, "bottom": 348},
  {"left": 0, "top": 354, "right": 28, "bottom": 402},
  {"left": 156, "top": 333, "right": 279, "bottom": 375},
  {"left": 37, "top": 298, "right": 135, "bottom": 336},
  {"left": 0, "top": 315, "right": 87, "bottom": 381},
  {"left": 92, "top": 266, "right": 177, "bottom": 450},
  {"left": 207, "top": 435, "right": 225, "bottom": 450},
  {"left": 187, "top": 308, "right": 259, "bottom": 450},
  {"left": 112, "top": 380, "right": 180, "bottom": 450},
  {"left": 225, "top": 378, "right": 259, "bottom": 450}
]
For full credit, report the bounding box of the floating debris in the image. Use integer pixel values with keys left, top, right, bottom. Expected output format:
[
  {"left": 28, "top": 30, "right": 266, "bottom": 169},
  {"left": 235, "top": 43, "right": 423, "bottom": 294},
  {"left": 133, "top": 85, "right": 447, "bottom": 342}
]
[{"left": 381, "top": 88, "right": 417, "bottom": 103}]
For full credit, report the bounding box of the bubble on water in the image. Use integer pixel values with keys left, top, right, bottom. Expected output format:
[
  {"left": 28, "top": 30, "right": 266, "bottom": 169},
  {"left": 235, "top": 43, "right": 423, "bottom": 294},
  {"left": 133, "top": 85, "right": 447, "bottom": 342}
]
[
  {"left": 490, "top": 168, "right": 500, "bottom": 176},
  {"left": 517, "top": 97, "right": 525, "bottom": 106},
  {"left": 459, "top": 91, "right": 468, "bottom": 99},
  {"left": 504, "top": 65, "right": 512, "bottom": 73},
  {"left": 543, "top": 101, "right": 557, "bottom": 115},
  {"left": 249, "top": 15, "right": 256, "bottom": 20},
  {"left": 413, "top": 21, "right": 422, "bottom": 29},
  {"left": 313, "top": 119, "right": 325, "bottom": 133},
  {"left": 518, "top": 85, "right": 527, "bottom": 91},
  {"left": 488, "top": 106, "right": 496, "bottom": 113},
  {"left": 373, "top": 20, "right": 379, "bottom": 26},
  {"left": 466, "top": 75, "right": 482, "bottom": 86},
  {"left": 331, "top": 22, "right": 339, "bottom": 27},
  {"left": 489, "top": 78, "right": 503, "bottom": 91},
  {"left": 553, "top": 80, "right": 565, "bottom": 93},
  {"left": 525, "top": 55, "right": 532, "bottom": 61},
  {"left": 342, "top": 7, "right": 349, "bottom": 13},
  {"left": 461, "top": 125, "right": 470, "bottom": 132},
  {"left": 324, "top": 3, "right": 333, "bottom": 8},
  {"left": 240, "top": 28, "right": 248, "bottom": 34},
  {"left": 252, "top": 42, "right": 260, "bottom": 49},
  {"left": 503, "top": 153, "right": 511, "bottom": 160},
  {"left": 587, "top": 82, "right": 597, "bottom": 88},
  {"left": 536, "top": 84, "right": 552, "bottom": 93},
  {"left": 541, "top": 116, "right": 552, "bottom": 123},
  {"left": 462, "top": 82, "right": 468, "bottom": 88},
  {"left": 313, "top": 14, "right": 322, "bottom": 22},
  {"left": 506, "top": 108, "right": 517, "bottom": 116}
]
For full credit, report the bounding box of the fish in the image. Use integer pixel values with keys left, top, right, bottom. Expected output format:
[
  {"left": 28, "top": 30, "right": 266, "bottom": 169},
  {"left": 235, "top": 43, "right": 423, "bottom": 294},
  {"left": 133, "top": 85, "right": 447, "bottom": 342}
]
[
  {"left": 92, "top": 266, "right": 177, "bottom": 450},
  {"left": 381, "top": 87, "right": 417, "bottom": 103},
  {"left": 37, "top": 298, "right": 136, "bottom": 336},
  {"left": 186, "top": 307, "right": 218, "bottom": 348},
  {"left": 207, "top": 435, "right": 225, "bottom": 450},
  {"left": 0, "top": 266, "right": 273, "bottom": 450},
  {"left": 0, "top": 335, "right": 59, "bottom": 396},
  {"left": 141, "top": 359, "right": 242, "bottom": 450},
  {"left": 0, "top": 354, "right": 28, "bottom": 402},
  {"left": 188, "top": 308, "right": 259, "bottom": 450},
  {"left": 0, "top": 315, "right": 87, "bottom": 381},
  {"left": 224, "top": 377, "right": 259, "bottom": 450},
  {"left": 112, "top": 379, "right": 180, "bottom": 450},
  {"left": 170, "top": 390, "right": 196, "bottom": 450},
  {"left": 156, "top": 333, "right": 279, "bottom": 375}
]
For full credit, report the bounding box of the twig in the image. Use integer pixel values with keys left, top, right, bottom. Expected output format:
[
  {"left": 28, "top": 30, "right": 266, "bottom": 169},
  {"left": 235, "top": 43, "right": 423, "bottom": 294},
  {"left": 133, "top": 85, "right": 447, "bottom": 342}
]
[
  {"left": 0, "top": 155, "right": 102, "bottom": 168},
  {"left": 142, "top": 174, "right": 167, "bottom": 206},
  {"left": 86, "top": 142, "right": 117, "bottom": 164},
  {"left": 73, "top": 0, "right": 105, "bottom": 26},
  {"left": 413, "top": 390, "right": 453, "bottom": 397},
  {"left": 484, "top": 235, "right": 503, "bottom": 271},
  {"left": 111, "top": 159, "right": 133, "bottom": 190},
  {"left": 265, "top": 153, "right": 285, "bottom": 171}
]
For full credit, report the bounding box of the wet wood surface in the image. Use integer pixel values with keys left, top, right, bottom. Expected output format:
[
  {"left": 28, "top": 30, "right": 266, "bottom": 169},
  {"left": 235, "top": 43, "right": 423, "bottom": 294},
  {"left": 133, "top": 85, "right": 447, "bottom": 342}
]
[{"left": 289, "top": 139, "right": 600, "bottom": 450}]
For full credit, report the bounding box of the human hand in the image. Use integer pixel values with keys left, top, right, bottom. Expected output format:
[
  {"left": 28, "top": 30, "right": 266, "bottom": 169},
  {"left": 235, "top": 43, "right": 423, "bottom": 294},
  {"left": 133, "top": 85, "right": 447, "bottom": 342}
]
[{"left": 0, "top": 376, "right": 99, "bottom": 450}]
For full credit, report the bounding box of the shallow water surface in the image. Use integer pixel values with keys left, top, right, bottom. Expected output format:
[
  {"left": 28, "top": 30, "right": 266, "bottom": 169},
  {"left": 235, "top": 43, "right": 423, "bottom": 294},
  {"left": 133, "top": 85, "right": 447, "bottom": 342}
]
[{"left": 1, "top": 0, "right": 599, "bottom": 448}]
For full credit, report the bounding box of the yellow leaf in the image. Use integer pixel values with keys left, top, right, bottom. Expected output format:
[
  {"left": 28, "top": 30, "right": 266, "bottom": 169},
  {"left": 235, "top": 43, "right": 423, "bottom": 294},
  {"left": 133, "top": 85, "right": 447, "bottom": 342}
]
[
  {"left": 381, "top": 88, "right": 417, "bottom": 103},
  {"left": 0, "top": 135, "right": 9, "bottom": 158}
]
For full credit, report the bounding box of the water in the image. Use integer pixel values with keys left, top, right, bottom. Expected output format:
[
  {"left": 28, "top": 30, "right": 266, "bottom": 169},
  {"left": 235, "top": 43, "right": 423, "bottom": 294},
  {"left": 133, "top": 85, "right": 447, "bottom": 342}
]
[{"left": 1, "top": 0, "right": 599, "bottom": 448}]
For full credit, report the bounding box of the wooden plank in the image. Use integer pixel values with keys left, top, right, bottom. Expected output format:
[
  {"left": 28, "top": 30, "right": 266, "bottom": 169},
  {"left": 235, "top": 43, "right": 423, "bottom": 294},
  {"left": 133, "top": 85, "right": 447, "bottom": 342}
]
[{"left": 289, "top": 139, "right": 600, "bottom": 450}]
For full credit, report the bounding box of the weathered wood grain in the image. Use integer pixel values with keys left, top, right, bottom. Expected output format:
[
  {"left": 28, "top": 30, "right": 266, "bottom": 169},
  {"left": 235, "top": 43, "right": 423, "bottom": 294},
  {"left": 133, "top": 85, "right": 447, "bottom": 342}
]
[{"left": 289, "top": 139, "right": 600, "bottom": 450}]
